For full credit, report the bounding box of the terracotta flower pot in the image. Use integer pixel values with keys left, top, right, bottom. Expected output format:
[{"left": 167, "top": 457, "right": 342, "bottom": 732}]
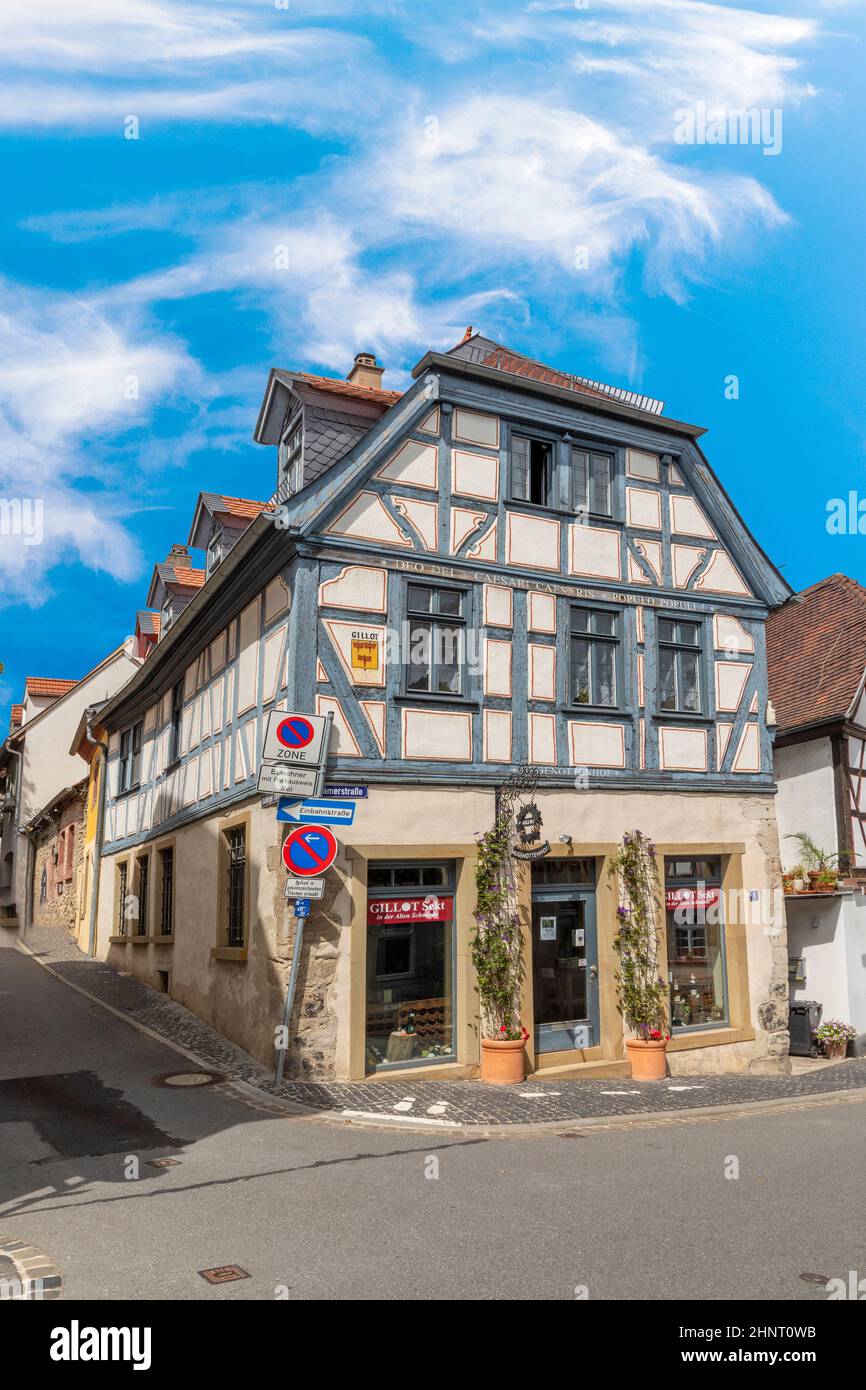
[
  {"left": 823, "top": 1039, "right": 848, "bottom": 1060},
  {"left": 480, "top": 1037, "right": 526, "bottom": 1084},
  {"left": 626, "top": 1037, "right": 668, "bottom": 1080}
]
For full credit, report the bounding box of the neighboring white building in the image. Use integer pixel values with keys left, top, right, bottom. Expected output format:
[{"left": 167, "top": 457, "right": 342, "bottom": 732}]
[
  {"left": 0, "top": 645, "right": 140, "bottom": 936},
  {"left": 768, "top": 573, "right": 866, "bottom": 1048}
]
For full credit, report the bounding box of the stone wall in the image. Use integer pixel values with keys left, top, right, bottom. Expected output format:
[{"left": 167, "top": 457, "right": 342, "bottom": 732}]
[{"left": 31, "top": 794, "right": 86, "bottom": 933}]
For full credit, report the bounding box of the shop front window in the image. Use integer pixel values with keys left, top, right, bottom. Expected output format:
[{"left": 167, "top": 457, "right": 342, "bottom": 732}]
[
  {"left": 665, "top": 857, "right": 728, "bottom": 1031},
  {"left": 365, "top": 861, "right": 454, "bottom": 1072}
]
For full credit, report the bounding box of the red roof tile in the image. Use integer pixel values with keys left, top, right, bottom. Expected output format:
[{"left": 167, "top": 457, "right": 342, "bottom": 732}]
[
  {"left": 25, "top": 678, "right": 77, "bottom": 697},
  {"left": 291, "top": 372, "right": 402, "bottom": 407},
  {"left": 10, "top": 703, "right": 23, "bottom": 730},
  {"left": 766, "top": 574, "right": 866, "bottom": 732},
  {"left": 161, "top": 565, "right": 206, "bottom": 590},
  {"left": 213, "top": 495, "right": 274, "bottom": 521},
  {"left": 480, "top": 346, "right": 615, "bottom": 403}
]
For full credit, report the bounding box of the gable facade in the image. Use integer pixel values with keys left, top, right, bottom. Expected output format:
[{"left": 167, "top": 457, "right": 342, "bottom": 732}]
[{"left": 93, "top": 347, "right": 792, "bottom": 1083}]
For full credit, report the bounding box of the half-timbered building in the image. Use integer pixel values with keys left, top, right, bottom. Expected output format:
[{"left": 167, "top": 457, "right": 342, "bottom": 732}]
[{"left": 92, "top": 336, "right": 793, "bottom": 1080}]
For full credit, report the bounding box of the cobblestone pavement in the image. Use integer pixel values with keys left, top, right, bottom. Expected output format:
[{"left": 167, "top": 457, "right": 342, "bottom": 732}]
[{"left": 18, "top": 926, "right": 866, "bottom": 1128}]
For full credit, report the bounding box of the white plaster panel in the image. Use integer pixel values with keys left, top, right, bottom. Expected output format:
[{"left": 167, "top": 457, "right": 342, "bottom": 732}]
[
  {"left": 376, "top": 438, "right": 438, "bottom": 490},
  {"left": 318, "top": 564, "right": 387, "bottom": 613},
  {"left": 529, "top": 713, "right": 557, "bottom": 765},
  {"left": 453, "top": 408, "right": 499, "bottom": 448},
  {"left": 507, "top": 513, "right": 560, "bottom": 571},
  {"left": 484, "top": 639, "right": 513, "bottom": 697},
  {"left": 401, "top": 708, "right": 473, "bottom": 761},
  {"left": 483, "top": 584, "right": 513, "bottom": 628},
  {"left": 715, "top": 661, "right": 752, "bottom": 712},
  {"left": 659, "top": 726, "right": 708, "bottom": 771},
  {"left": 528, "top": 591, "right": 556, "bottom": 633},
  {"left": 529, "top": 644, "right": 556, "bottom": 701},
  {"left": 626, "top": 487, "right": 662, "bottom": 530},
  {"left": 236, "top": 597, "right": 260, "bottom": 716},
  {"left": 483, "top": 710, "right": 512, "bottom": 763},
  {"left": 626, "top": 449, "right": 660, "bottom": 481},
  {"left": 671, "top": 494, "right": 717, "bottom": 539},
  {"left": 569, "top": 721, "right": 625, "bottom": 768},
  {"left": 452, "top": 449, "right": 499, "bottom": 502},
  {"left": 695, "top": 550, "right": 751, "bottom": 597},
  {"left": 570, "top": 524, "right": 621, "bottom": 580},
  {"left": 713, "top": 614, "right": 754, "bottom": 655},
  {"left": 326, "top": 491, "right": 412, "bottom": 548}
]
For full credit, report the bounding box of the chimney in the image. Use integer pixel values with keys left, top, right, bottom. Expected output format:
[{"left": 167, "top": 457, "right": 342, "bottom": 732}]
[
  {"left": 167, "top": 543, "right": 192, "bottom": 569},
  {"left": 346, "top": 351, "right": 384, "bottom": 390}
]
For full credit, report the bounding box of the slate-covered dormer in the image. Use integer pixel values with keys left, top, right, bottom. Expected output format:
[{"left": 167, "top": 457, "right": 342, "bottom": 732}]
[
  {"left": 187, "top": 494, "right": 271, "bottom": 576},
  {"left": 255, "top": 352, "right": 401, "bottom": 503},
  {"left": 146, "top": 545, "right": 206, "bottom": 637}
]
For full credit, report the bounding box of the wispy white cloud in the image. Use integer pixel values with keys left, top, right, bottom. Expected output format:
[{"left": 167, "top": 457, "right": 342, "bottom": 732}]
[
  {"left": 0, "top": 1, "right": 395, "bottom": 132},
  {"left": 0, "top": 277, "right": 199, "bottom": 607},
  {"left": 1, "top": 0, "right": 830, "bottom": 608}
]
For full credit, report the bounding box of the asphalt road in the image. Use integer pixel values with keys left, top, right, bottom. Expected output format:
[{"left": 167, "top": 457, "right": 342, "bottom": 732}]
[{"left": 2, "top": 948, "right": 865, "bottom": 1301}]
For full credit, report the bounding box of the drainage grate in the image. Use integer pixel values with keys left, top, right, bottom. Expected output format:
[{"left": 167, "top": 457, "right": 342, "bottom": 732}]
[
  {"left": 147, "top": 1157, "right": 181, "bottom": 1168},
  {"left": 199, "top": 1265, "right": 250, "bottom": 1285},
  {"left": 153, "top": 1072, "right": 225, "bottom": 1089}
]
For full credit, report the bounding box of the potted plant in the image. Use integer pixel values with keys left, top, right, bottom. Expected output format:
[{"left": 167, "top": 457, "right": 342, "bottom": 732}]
[
  {"left": 472, "top": 809, "right": 527, "bottom": 1083},
  {"left": 782, "top": 871, "right": 794, "bottom": 895},
  {"left": 817, "top": 868, "right": 839, "bottom": 892},
  {"left": 786, "top": 834, "right": 839, "bottom": 893},
  {"left": 608, "top": 830, "right": 670, "bottom": 1080},
  {"left": 815, "top": 1020, "right": 856, "bottom": 1060},
  {"left": 791, "top": 864, "right": 806, "bottom": 894}
]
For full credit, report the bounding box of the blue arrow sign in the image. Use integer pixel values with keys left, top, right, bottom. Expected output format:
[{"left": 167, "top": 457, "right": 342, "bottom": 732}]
[{"left": 277, "top": 797, "right": 356, "bottom": 825}]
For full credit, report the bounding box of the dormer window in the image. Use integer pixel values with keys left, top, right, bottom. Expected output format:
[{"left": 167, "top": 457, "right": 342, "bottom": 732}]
[
  {"left": 161, "top": 594, "right": 174, "bottom": 635},
  {"left": 511, "top": 435, "right": 554, "bottom": 507},
  {"left": 279, "top": 416, "right": 303, "bottom": 499},
  {"left": 206, "top": 523, "right": 223, "bottom": 576}
]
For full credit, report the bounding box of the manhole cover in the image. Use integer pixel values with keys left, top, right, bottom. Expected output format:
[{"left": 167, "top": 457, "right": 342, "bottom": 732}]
[
  {"left": 799, "top": 1272, "right": 831, "bottom": 1286},
  {"left": 147, "top": 1157, "right": 181, "bottom": 1168},
  {"left": 198, "top": 1265, "right": 250, "bottom": 1285},
  {"left": 153, "top": 1072, "right": 225, "bottom": 1088}
]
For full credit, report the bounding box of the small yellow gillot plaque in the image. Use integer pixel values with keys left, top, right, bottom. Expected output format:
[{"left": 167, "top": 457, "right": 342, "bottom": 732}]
[{"left": 351, "top": 638, "right": 379, "bottom": 671}]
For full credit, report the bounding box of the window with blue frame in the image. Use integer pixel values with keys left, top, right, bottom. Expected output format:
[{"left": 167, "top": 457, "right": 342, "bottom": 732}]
[
  {"left": 571, "top": 447, "right": 613, "bottom": 517},
  {"left": 405, "top": 582, "right": 467, "bottom": 697},
  {"left": 657, "top": 617, "right": 703, "bottom": 713},
  {"left": 570, "top": 606, "right": 620, "bottom": 707}
]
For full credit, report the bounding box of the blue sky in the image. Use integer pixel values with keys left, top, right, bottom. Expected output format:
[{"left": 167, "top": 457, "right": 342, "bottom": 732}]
[{"left": 1, "top": 0, "right": 865, "bottom": 720}]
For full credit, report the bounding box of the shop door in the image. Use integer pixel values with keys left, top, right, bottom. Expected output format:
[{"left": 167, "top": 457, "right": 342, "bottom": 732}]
[{"left": 531, "top": 893, "right": 599, "bottom": 1052}]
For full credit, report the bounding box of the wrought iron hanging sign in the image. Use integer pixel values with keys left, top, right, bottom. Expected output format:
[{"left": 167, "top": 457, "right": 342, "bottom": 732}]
[{"left": 499, "top": 766, "right": 550, "bottom": 861}]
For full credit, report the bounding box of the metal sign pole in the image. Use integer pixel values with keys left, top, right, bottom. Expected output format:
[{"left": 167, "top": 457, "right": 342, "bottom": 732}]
[{"left": 274, "top": 713, "right": 333, "bottom": 1088}]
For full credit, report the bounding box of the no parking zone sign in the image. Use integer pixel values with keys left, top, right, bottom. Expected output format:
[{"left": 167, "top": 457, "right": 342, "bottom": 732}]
[
  {"left": 263, "top": 710, "right": 329, "bottom": 765},
  {"left": 281, "top": 823, "right": 338, "bottom": 877}
]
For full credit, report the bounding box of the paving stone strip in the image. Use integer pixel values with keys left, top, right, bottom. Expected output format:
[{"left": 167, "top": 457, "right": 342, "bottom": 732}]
[
  {"left": 18, "top": 927, "right": 866, "bottom": 1128},
  {"left": 0, "top": 1236, "right": 62, "bottom": 1300}
]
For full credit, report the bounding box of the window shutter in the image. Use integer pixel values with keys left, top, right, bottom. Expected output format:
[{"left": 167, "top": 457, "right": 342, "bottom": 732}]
[
  {"left": 571, "top": 448, "right": 589, "bottom": 512},
  {"left": 511, "top": 436, "right": 529, "bottom": 500}
]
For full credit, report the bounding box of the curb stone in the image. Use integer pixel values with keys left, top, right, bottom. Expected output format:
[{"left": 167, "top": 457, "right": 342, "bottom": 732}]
[{"left": 0, "top": 1235, "right": 62, "bottom": 1300}]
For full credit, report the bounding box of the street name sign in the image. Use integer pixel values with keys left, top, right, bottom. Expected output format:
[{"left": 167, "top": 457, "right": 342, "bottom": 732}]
[
  {"left": 284, "top": 876, "right": 325, "bottom": 900},
  {"left": 277, "top": 797, "right": 356, "bottom": 826},
  {"left": 322, "top": 784, "right": 368, "bottom": 799},
  {"left": 263, "top": 711, "right": 329, "bottom": 765},
  {"left": 281, "top": 824, "right": 338, "bottom": 877}
]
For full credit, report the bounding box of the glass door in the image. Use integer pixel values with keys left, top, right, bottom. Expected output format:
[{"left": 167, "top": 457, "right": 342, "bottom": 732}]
[{"left": 531, "top": 893, "right": 598, "bottom": 1052}]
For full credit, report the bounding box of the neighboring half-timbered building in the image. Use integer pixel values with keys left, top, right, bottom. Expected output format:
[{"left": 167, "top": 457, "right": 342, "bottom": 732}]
[{"left": 92, "top": 336, "right": 793, "bottom": 1080}]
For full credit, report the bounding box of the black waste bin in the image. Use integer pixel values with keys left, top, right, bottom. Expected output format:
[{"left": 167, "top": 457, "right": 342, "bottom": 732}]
[{"left": 789, "top": 1000, "right": 822, "bottom": 1057}]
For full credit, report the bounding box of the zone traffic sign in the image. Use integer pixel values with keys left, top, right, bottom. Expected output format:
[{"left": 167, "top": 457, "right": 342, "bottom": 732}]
[
  {"left": 282, "top": 824, "right": 338, "bottom": 877},
  {"left": 263, "top": 710, "right": 329, "bottom": 766}
]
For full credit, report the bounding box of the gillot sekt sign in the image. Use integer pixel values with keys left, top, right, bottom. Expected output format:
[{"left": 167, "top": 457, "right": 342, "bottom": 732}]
[{"left": 263, "top": 710, "right": 330, "bottom": 765}]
